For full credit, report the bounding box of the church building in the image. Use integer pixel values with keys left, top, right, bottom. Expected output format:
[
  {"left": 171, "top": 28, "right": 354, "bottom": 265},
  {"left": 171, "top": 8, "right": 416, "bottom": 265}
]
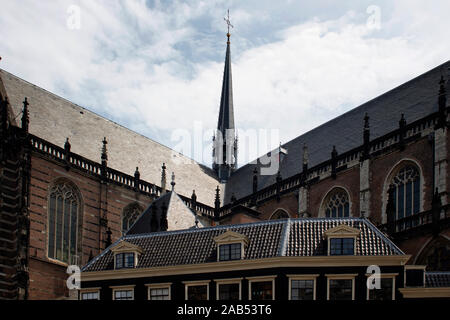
[{"left": 0, "top": 27, "right": 449, "bottom": 299}]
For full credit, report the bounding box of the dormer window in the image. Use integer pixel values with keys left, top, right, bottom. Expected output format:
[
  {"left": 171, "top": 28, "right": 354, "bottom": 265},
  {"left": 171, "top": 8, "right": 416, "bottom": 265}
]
[
  {"left": 323, "top": 224, "right": 360, "bottom": 256},
  {"left": 214, "top": 230, "right": 249, "bottom": 262},
  {"left": 330, "top": 238, "right": 354, "bottom": 255},
  {"left": 115, "top": 252, "right": 135, "bottom": 269},
  {"left": 110, "top": 240, "right": 143, "bottom": 270},
  {"left": 219, "top": 243, "right": 241, "bottom": 261}
]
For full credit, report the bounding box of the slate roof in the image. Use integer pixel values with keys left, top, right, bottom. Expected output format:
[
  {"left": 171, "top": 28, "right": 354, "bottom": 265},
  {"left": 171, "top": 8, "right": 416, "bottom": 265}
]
[
  {"left": 0, "top": 69, "right": 220, "bottom": 205},
  {"left": 425, "top": 272, "right": 450, "bottom": 287},
  {"left": 126, "top": 191, "right": 200, "bottom": 235},
  {"left": 217, "top": 37, "right": 235, "bottom": 133},
  {"left": 223, "top": 60, "right": 450, "bottom": 203},
  {"left": 82, "top": 218, "right": 404, "bottom": 272}
]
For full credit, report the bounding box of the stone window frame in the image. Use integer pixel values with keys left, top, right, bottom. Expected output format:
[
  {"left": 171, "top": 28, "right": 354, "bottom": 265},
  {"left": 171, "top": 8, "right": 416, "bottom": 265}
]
[
  {"left": 247, "top": 275, "right": 277, "bottom": 300},
  {"left": 183, "top": 280, "right": 211, "bottom": 301},
  {"left": 326, "top": 274, "right": 357, "bottom": 301},
  {"left": 79, "top": 288, "right": 101, "bottom": 300},
  {"left": 214, "top": 277, "right": 243, "bottom": 300},
  {"left": 146, "top": 283, "right": 172, "bottom": 300},
  {"left": 319, "top": 186, "right": 352, "bottom": 218},
  {"left": 365, "top": 273, "right": 398, "bottom": 300},
  {"left": 46, "top": 177, "right": 83, "bottom": 266},
  {"left": 381, "top": 159, "right": 425, "bottom": 224},
  {"left": 110, "top": 285, "right": 135, "bottom": 300}
]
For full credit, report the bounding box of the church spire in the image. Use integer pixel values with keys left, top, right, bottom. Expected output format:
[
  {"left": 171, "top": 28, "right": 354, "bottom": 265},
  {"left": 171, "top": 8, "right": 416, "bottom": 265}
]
[{"left": 213, "top": 10, "right": 237, "bottom": 182}]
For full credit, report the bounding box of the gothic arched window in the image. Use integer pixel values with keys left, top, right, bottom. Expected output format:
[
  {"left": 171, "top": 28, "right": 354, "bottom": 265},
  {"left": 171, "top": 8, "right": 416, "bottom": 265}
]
[
  {"left": 122, "top": 203, "right": 143, "bottom": 235},
  {"left": 323, "top": 188, "right": 350, "bottom": 218},
  {"left": 48, "top": 181, "right": 81, "bottom": 265},
  {"left": 390, "top": 165, "right": 421, "bottom": 220},
  {"left": 270, "top": 209, "right": 290, "bottom": 220}
]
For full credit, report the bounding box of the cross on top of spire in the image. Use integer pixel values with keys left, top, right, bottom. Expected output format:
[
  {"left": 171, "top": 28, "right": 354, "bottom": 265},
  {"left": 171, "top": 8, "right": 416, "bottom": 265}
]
[{"left": 224, "top": 9, "right": 233, "bottom": 41}]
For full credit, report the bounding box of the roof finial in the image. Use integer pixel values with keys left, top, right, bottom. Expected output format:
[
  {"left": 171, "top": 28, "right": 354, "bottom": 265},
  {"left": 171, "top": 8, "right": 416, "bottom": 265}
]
[{"left": 224, "top": 9, "right": 233, "bottom": 42}]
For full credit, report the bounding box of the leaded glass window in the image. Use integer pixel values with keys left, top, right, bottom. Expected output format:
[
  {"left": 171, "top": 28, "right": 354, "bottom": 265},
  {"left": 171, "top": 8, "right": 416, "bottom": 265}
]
[
  {"left": 48, "top": 183, "right": 80, "bottom": 264},
  {"left": 390, "top": 165, "right": 421, "bottom": 220},
  {"left": 324, "top": 190, "right": 350, "bottom": 218}
]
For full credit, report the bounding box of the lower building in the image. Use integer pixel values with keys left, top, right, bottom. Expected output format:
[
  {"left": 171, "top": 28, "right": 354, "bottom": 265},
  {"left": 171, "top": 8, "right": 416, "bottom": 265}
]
[{"left": 80, "top": 216, "right": 450, "bottom": 300}]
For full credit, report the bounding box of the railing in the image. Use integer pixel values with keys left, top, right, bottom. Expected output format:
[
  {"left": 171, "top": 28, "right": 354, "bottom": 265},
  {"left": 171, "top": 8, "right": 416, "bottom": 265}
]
[
  {"left": 380, "top": 205, "right": 450, "bottom": 234},
  {"left": 25, "top": 110, "right": 442, "bottom": 221},
  {"left": 215, "top": 111, "right": 440, "bottom": 217}
]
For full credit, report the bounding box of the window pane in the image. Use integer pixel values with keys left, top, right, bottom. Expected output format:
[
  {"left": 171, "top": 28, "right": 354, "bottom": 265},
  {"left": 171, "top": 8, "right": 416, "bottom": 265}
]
[
  {"left": 329, "top": 279, "right": 352, "bottom": 300},
  {"left": 397, "top": 185, "right": 404, "bottom": 219},
  {"left": 369, "top": 278, "right": 393, "bottom": 300},
  {"left": 116, "top": 253, "right": 124, "bottom": 269},
  {"left": 150, "top": 287, "right": 170, "bottom": 300},
  {"left": 187, "top": 285, "right": 208, "bottom": 300},
  {"left": 55, "top": 196, "right": 63, "bottom": 261},
  {"left": 82, "top": 292, "right": 99, "bottom": 300},
  {"left": 251, "top": 281, "right": 272, "bottom": 300},
  {"left": 344, "top": 203, "right": 349, "bottom": 217},
  {"left": 125, "top": 253, "right": 135, "bottom": 268},
  {"left": 405, "top": 181, "right": 412, "bottom": 217},
  {"left": 219, "top": 245, "right": 230, "bottom": 261},
  {"left": 342, "top": 238, "right": 355, "bottom": 255},
  {"left": 230, "top": 244, "right": 241, "bottom": 260},
  {"left": 115, "top": 290, "right": 133, "bottom": 300},
  {"left": 413, "top": 179, "right": 420, "bottom": 214},
  {"left": 291, "top": 280, "right": 314, "bottom": 300},
  {"left": 48, "top": 195, "right": 56, "bottom": 259},
  {"left": 63, "top": 198, "right": 71, "bottom": 263},
  {"left": 70, "top": 201, "right": 78, "bottom": 261},
  {"left": 338, "top": 205, "right": 344, "bottom": 218},
  {"left": 218, "top": 283, "right": 240, "bottom": 300}
]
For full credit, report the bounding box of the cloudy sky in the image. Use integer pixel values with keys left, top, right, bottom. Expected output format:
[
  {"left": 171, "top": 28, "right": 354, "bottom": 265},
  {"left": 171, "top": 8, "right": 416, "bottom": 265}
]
[{"left": 1, "top": 0, "right": 449, "bottom": 166}]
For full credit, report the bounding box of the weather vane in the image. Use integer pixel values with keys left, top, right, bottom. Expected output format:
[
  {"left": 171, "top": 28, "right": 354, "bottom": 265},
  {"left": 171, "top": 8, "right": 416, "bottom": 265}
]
[{"left": 224, "top": 9, "right": 233, "bottom": 39}]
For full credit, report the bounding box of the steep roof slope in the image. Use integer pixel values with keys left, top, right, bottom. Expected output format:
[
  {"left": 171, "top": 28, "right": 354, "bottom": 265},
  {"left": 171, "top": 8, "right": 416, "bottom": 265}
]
[
  {"left": 0, "top": 69, "right": 219, "bottom": 205},
  {"left": 224, "top": 60, "right": 450, "bottom": 203}
]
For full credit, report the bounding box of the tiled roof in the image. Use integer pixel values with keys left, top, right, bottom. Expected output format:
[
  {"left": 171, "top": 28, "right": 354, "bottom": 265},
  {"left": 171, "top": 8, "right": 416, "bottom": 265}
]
[
  {"left": 224, "top": 60, "right": 450, "bottom": 204},
  {"left": 82, "top": 218, "right": 404, "bottom": 272},
  {"left": 425, "top": 272, "right": 450, "bottom": 287}
]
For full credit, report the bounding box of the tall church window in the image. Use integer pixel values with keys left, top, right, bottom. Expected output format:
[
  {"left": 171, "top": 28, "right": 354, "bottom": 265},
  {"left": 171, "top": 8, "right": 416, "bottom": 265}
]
[
  {"left": 48, "top": 181, "right": 81, "bottom": 265},
  {"left": 390, "top": 165, "right": 421, "bottom": 220},
  {"left": 122, "top": 203, "right": 143, "bottom": 235},
  {"left": 323, "top": 188, "right": 350, "bottom": 218}
]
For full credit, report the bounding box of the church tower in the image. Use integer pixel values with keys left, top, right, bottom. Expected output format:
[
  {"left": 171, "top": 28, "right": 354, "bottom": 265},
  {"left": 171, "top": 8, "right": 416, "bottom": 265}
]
[{"left": 213, "top": 12, "right": 238, "bottom": 182}]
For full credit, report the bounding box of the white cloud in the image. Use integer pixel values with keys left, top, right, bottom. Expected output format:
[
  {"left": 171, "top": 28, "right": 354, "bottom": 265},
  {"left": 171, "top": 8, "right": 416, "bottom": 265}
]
[{"left": 0, "top": 0, "right": 449, "bottom": 167}]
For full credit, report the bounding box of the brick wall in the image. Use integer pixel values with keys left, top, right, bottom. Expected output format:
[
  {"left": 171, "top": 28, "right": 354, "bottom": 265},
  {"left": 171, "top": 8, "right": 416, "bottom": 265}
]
[{"left": 27, "top": 152, "right": 153, "bottom": 299}]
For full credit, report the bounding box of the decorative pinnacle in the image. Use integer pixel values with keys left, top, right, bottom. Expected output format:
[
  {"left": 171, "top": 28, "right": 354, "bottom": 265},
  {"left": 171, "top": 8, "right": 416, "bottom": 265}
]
[
  {"left": 224, "top": 9, "right": 233, "bottom": 42},
  {"left": 171, "top": 172, "right": 176, "bottom": 191},
  {"left": 101, "top": 137, "right": 108, "bottom": 161},
  {"left": 364, "top": 112, "right": 370, "bottom": 130}
]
